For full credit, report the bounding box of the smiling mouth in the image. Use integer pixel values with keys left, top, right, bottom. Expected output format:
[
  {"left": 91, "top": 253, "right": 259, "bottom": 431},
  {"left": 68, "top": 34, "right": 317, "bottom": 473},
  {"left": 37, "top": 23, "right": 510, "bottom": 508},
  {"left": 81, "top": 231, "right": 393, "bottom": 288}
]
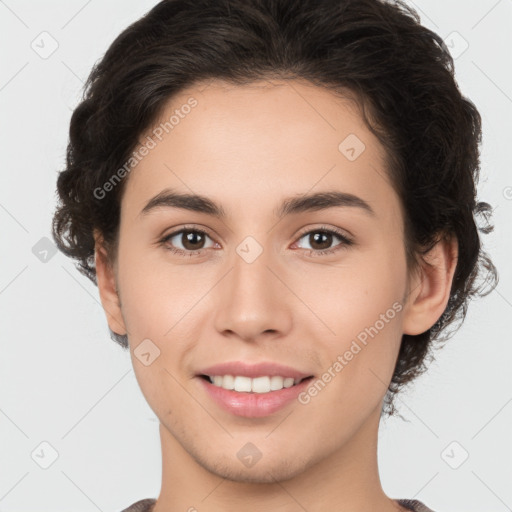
[{"left": 199, "top": 374, "right": 314, "bottom": 394}]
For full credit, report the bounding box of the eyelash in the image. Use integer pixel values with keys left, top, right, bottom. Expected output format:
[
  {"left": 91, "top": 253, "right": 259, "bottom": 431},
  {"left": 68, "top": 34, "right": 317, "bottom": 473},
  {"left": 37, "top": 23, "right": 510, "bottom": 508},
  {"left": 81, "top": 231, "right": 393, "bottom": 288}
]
[{"left": 159, "top": 225, "right": 354, "bottom": 258}]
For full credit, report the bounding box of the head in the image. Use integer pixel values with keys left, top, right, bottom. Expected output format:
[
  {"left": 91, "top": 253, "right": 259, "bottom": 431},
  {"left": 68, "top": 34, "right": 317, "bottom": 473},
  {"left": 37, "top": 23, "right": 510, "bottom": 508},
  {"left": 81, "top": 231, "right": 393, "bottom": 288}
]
[{"left": 52, "top": 0, "right": 497, "bottom": 484}]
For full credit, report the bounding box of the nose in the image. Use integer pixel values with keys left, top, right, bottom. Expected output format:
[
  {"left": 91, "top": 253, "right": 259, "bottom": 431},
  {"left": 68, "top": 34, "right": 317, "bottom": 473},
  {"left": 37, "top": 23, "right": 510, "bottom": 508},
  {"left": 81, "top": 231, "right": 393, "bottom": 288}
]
[{"left": 212, "top": 249, "right": 293, "bottom": 343}]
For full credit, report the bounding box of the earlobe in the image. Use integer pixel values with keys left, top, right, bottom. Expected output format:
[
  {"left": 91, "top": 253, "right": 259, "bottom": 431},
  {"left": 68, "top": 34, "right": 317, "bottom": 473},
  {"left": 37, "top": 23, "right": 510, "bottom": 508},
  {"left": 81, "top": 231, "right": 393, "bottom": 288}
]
[
  {"left": 93, "top": 230, "right": 128, "bottom": 336},
  {"left": 402, "top": 234, "right": 458, "bottom": 336}
]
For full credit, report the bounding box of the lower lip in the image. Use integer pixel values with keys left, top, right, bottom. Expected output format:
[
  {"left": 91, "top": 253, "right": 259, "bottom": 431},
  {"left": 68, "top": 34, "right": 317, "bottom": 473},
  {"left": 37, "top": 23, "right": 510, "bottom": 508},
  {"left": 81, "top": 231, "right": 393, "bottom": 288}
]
[{"left": 197, "top": 376, "right": 313, "bottom": 418}]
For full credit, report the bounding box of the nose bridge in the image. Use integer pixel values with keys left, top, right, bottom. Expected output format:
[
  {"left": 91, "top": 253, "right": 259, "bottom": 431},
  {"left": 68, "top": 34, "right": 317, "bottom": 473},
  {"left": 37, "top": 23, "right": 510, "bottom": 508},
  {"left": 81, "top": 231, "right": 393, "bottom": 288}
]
[
  {"left": 212, "top": 242, "right": 292, "bottom": 339},
  {"left": 231, "top": 245, "right": 275, "bottom": 300},
  {"left": 228, "top": 230, "right": 277, "bottom": 296}
]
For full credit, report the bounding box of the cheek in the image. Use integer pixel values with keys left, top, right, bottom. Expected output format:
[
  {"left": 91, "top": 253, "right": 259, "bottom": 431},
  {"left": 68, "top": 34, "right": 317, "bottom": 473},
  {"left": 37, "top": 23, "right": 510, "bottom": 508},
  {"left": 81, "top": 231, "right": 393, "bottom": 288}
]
[
  {"left": 116, "top": 235, "right": 203, "bottom": 340},
  {"left": 306, "top": 249, "right": 405, "bottom": 341},
  {"left": 129, "top": 358, "right": 197, "bottom": 431},
  {"left": 303, "top": 245, "right": 407, "bottom": 390},
  {"left": 117, "top": 250, "right": 200, "bottom": 416}
]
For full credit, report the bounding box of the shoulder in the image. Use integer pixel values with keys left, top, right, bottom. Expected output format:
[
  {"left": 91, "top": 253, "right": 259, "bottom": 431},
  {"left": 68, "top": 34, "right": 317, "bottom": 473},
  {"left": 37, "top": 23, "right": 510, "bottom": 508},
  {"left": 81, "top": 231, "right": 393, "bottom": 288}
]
[
  {"left": 120, "top": 497, "right": 436, "bottom": 512},
  {"left": 397, "top": 499, "right": 437, "bottom": 512},
  {"left": 120, "top": 498, "right": 157, "bottom": 512}
]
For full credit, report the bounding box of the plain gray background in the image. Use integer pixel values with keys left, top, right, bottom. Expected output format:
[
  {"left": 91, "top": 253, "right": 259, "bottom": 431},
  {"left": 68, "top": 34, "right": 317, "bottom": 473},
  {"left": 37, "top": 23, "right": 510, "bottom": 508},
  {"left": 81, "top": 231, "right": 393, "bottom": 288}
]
[{"left": 1, "top": 0, "right": 511, "bottom": 511}]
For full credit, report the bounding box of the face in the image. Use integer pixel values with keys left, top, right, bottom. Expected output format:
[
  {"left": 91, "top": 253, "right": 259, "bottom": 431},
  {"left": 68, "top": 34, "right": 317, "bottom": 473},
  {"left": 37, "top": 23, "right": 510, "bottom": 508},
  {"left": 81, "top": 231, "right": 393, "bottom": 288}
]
[{"left": 103, "top": 79, "right": 416, "bottom": 483}]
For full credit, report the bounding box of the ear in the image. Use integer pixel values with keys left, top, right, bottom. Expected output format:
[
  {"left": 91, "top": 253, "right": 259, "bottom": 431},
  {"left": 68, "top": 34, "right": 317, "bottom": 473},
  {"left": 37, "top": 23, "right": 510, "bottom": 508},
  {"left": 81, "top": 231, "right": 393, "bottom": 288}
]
[
  {"left": 93, "top": 229, "right": 127, "bottom": 336},
  {"left": 402, "top": 234, "right": 458, "bottom": 336}
]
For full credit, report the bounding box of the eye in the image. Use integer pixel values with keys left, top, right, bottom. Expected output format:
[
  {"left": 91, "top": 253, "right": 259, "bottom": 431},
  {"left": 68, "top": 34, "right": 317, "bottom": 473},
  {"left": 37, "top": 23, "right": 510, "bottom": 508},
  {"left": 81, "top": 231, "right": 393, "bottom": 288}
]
[
  {"left": 293, "top": 226, "right": 354, "bottom": 256},
  {"left": 159, "top": 224, "right": 354, "bottom": 258},
  {"left": 160, "top": 226, "right": 217, "bottom": 256}
]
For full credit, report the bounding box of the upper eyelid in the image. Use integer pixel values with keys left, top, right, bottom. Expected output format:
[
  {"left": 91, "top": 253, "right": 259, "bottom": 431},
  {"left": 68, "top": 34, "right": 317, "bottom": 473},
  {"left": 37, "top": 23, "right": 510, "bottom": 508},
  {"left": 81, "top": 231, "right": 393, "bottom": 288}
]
[{"left": 296, "top": 225, "right": 352, "bottom": 240}]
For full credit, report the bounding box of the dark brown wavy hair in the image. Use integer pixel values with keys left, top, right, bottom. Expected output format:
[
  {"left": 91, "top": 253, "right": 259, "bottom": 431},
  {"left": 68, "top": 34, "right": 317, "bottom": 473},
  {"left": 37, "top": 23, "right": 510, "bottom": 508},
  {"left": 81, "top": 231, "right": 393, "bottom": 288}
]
[{"left": 52, "top": 0, "right": 498, "bottom": 416}]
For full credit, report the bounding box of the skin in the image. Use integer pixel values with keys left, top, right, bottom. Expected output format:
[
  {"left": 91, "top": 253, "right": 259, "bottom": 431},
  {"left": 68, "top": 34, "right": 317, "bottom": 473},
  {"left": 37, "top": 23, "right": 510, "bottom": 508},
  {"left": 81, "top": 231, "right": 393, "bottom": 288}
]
[{"left": 94, "top": 79, "right": 457, "bottom": 512}]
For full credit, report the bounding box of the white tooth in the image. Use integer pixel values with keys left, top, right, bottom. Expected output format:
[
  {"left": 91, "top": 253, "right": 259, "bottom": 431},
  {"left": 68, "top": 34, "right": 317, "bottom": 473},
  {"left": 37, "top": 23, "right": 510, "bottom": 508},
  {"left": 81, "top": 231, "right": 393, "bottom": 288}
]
[
  {"left": 269, "top": 376, "right": 285, "bottom": 391},
  {"left": 222, "top": 374, "right": 235, "bottom": 390},
  {"left": 234, "top": 376, "right": 252, "bottom": 392},
  {"left": 209, "top": 375, "right": 299, "bottom": 393},
  {"left": 252, "top": 376, "right": 271, "bottom": 393},
  {"left": 283, "top": 377, "right": 294, "bottom": 388}
]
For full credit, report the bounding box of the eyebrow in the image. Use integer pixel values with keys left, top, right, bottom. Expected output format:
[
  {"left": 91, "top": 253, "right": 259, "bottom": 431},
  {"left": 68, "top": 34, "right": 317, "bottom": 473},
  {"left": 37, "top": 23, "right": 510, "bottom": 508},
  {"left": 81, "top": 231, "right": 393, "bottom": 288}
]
[{"left": 140, "top": 188, "right": 376, "bottom": 219}]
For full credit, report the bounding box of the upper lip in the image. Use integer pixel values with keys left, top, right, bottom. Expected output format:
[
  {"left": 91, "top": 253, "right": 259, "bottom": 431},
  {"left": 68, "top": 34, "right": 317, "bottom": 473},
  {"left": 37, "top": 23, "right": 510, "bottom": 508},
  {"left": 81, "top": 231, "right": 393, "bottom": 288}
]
[{"left": 197, "top": 361, "right": 313, "bottom": 380}]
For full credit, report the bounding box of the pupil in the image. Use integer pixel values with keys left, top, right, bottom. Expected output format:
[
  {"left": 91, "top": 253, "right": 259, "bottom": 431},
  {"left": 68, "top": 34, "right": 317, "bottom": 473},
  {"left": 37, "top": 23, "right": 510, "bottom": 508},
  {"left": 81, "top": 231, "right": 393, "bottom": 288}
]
[
  {"left": 311, "top": 232, "right": 331, "bottom": 250},
  {"left": 184, "top": 231, "right": 204, "bottom": 250}
]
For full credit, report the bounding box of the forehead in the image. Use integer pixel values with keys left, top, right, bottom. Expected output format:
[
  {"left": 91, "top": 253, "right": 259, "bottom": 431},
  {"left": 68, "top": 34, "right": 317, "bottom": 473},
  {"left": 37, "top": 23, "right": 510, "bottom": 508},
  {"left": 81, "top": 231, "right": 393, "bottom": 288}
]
[{"left": 122, "top": 78, "right": 400, "bottom": 226}]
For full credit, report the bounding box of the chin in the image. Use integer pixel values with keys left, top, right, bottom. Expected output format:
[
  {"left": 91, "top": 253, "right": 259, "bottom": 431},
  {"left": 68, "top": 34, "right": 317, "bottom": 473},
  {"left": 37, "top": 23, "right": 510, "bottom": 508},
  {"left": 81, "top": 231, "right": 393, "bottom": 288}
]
[{"left": 198, "top": 451, "right": 311, "bottom": 484}]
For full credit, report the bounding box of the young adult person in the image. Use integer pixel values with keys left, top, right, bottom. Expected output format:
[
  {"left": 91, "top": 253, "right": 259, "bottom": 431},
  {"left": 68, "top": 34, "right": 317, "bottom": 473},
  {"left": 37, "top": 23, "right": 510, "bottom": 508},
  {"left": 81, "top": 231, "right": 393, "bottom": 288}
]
[{"left": 52, "top": 1, "right": 497, "bottom": 510}]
